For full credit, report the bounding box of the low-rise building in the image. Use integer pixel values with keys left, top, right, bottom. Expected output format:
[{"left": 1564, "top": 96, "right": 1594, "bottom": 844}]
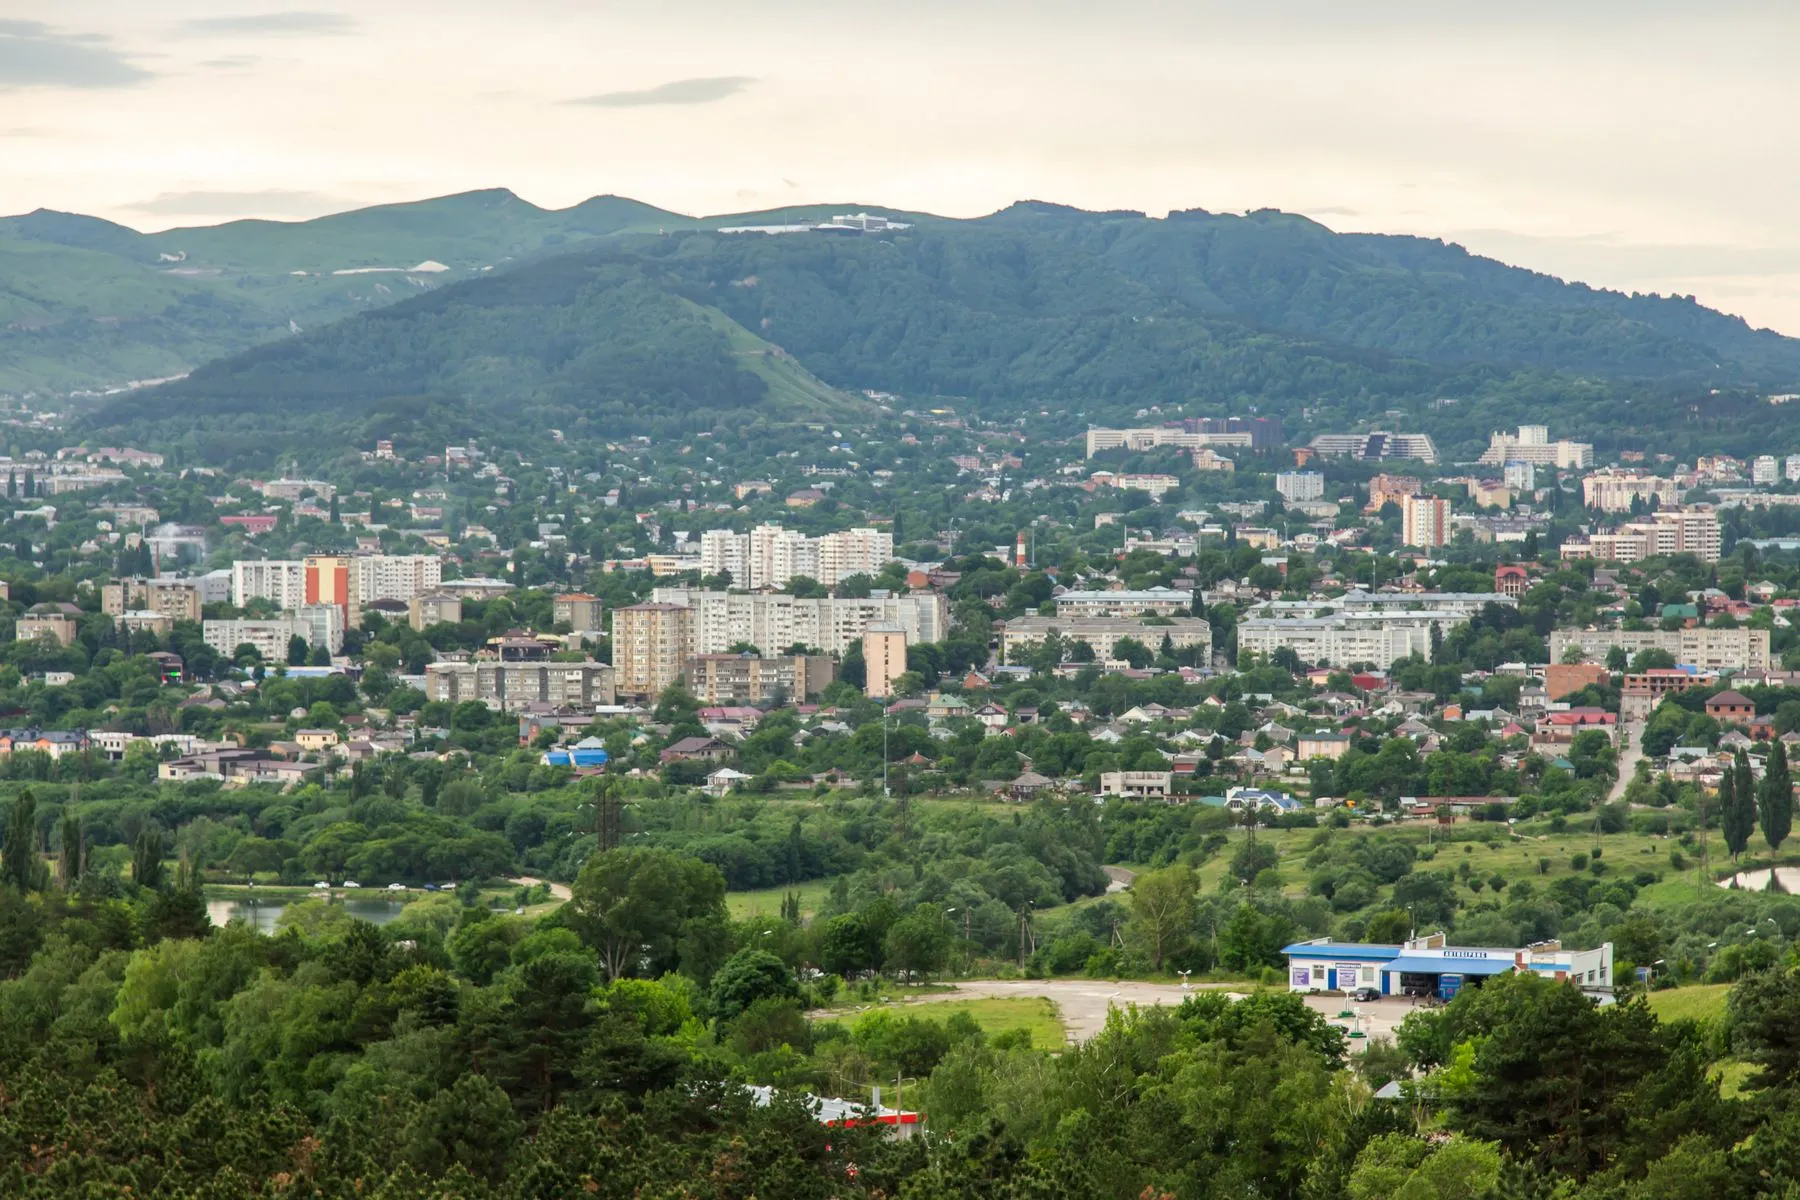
[
  {"left": 16, "top": 604, "right": 80, "bottom": 647},
  {"left": 1099, "top": 770, "right": 1173, "bottom": 799}
]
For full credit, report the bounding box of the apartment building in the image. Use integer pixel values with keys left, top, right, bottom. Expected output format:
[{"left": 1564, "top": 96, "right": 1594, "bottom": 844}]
[
  {"left": 1548, "top": 626, "right": 1771, "bottom": 674},
  {"left": 102, "top": 578, "right": 202, "bottom": 623},
  {"left": 202, "top": 607, "right": 345, "bottom": 661},
  {"left": 649, "top": 587, "right": 949, "bottom": 656},
  {"left": 408, "top": 592, "right": 463, "bottom": 631},
  {"left": 612, "top": 603, "right": 694, "bottom": 699},
  {"left": 16, "top": 605, "right": 80, "bottom": 647},
  {"left": 1477, "top": 426, "right": 1594, "bottom": 469},
  {"left": 1582, "top": 469, "right": 1682, "bottom": 514},
  {"left": 1560, "top": 507, "right": 1721, "bottom": 564},
  {"left": 232, "top": 559, "right": 307, "bottom": 608},
  {"left": 700, "top": 524, "right": 895, "bottom": 589},
  {"left": 425, "top": 660, "right": 615, "bottom": 710},
  {"left": 1401, "top": 494, "right": 1450, "bottom": 549},
  {"left": 1053, "top": 587, "right": 1194, "bottom": 618},
  {"left": 1237, "top": 613, "right": 1445, "bottom": 668},
  {"left": 1275, "top": 471, "right": 1325, "bottom": 503},
  {"left": 1248, "top": 591, "right": 1515, "bottom": 620},
  {"left": 683, "top": 654, "right": 836, "bottom": 705},
  {"left": 863, "top": 624, "right": 907, "bottom": 698},
  {"left": 1366, "top": 474, "right": 1424, "bottom": 514},
  {"left": 1000, "top": 616, "right": 1212, "bottom": 662},
  {"left": 552, "top": 593, "right": 603, "bottom": 632},
  {"left": 231, "top": 554, "right": 442, "bottom": 610}
]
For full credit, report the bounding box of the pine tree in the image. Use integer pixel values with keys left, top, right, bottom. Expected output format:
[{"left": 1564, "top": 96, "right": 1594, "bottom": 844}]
[
  {"left": 3, "top": 789, "right": 35, "bottom": 892},
  {"left": 1761, "top": 739, "right": 1794, "bottom": 854}
]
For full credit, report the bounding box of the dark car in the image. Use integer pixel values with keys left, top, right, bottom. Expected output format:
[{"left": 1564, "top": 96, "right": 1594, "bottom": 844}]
[{"left": 1350, "top": 986, "right": 1381, "bottom": 1002}]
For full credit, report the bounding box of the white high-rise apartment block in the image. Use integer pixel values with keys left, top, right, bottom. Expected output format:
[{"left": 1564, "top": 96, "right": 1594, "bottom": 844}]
[
  {"left": 1754, "top": 455, "right": 1781, "bottom": 486},
  {"left": 705, "top": 524, "right": 892, "bottom": 589},
  {"left": 698, "top": 529, "right": 749, "bottom": 584},
  {"left": 1275, "top": 471, "right": 1325, "bottom": 503},
  {"left": 815, "top": 528, "right": 893, "bottom": 585},
  {"left": 231, "top": 560, "right": 306, "bottom": 609},
  {"left": 650, "top": 587, "right": 949, "bottom": 655},
  {"left": 1786, "top": 455, "right": 1800, "bottom": 483},
  {"left": 1503, "top": 461, "right": 1537, "bottom": 492},
  {"left": 350, "top": 554, "right": 441, "bottom": 604}
]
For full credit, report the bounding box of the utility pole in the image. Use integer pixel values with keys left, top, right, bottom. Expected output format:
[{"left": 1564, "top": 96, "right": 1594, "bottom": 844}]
[{"left": 882, "top": 699, "right": 890, "bottom": 798}]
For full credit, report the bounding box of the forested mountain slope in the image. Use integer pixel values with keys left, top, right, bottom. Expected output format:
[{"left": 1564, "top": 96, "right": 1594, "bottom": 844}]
[
  {"left": 93, "top": 225, "right": 1772, "bottom": 465},
  {"left": 985, "top": 203, "right": 1797, "bottom": 380},
  {"left": 12, "top": 189, "right": 1800, "bottom": 405}
]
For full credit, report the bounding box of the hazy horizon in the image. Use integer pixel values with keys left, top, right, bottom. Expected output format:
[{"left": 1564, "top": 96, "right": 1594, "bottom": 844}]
[{"left": 7, "top": 1, "right": 1800, "bottom": 333}]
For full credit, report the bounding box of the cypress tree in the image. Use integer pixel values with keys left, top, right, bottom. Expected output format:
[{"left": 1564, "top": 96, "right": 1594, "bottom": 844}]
[
  {"left": 1725, "top": 750, "right": 1758, "bottom": 861},
  {"left": 1761, "top": 740, "right": 1794, "bottom": 854},
  {"left": 57, "top": 812, "right": 81, "bottom": 887},
  {"left": 132, "top": 828, "right": 164, "bottom": 890},
  {"left": 3, "top": 789, "right": 35, "bottom": 892}
]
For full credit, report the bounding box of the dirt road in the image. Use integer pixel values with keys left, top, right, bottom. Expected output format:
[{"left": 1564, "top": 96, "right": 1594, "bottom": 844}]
[
  {"left": 509, "top": 876, "right": 573, "bottom": 901},
  {"left": 846, "top": 978, "right": 1409, "bottom": 1047},
  {"left": 1609, "top": 721, "right": 1645, "bottom": 803}
]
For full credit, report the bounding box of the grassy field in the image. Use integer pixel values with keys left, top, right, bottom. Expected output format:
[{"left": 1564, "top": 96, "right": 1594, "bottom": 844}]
[
  {"left": 1187, "top": 822, "right": 1698, "bottom": 909},
  {"left": 728, "top": 878, "right": 836, "bottom": 921},
  {"left": 901, "top": 997, "right": 1067, "bottom": 1048},
  {"left": 1646, "top": 984, "right": 1731, "bottom": 1024}
]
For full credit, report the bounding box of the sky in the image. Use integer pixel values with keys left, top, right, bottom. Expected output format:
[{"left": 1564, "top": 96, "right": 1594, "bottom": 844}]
[{"left": 6, "top": 1, "right": 1800, "bottom": 331}]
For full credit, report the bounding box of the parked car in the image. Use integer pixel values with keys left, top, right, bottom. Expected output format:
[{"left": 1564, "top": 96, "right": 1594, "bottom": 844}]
[
  {"left": 343, "top": 881, "right": 361, "bottom": 888},
  {"left": 387, "top": 882, "right": 407, "bottom": 892},
  {"left": 313, "top": 881, "right": 330, "bottom": 889},
  {"left": 1350, "top": 986, "right": 1381, "bottom": 1002}
]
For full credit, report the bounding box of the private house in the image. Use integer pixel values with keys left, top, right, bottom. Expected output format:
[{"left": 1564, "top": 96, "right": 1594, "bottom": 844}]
[
  {"left": 1705, "top": 690, "right": 1756, "bottom": 725},
  {"left": 660, "top": 736, "right": 732, "bottom": 764},
  {"left": 296, "top": 729, "right": 341, "bottom": 753}
]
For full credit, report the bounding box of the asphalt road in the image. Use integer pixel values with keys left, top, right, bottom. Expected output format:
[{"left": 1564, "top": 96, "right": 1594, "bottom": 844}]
[
  {"left": 1610, "top": 721, "right": 1646, "bottom": 803},
  {"left": 854, "top": 978, "right": 1412, "bottom": 1047}
]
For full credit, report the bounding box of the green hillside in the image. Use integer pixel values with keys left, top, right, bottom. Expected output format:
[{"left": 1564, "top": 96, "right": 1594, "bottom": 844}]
[{"left": 20, "top": 188, "right": 1800, "bottom": 462}]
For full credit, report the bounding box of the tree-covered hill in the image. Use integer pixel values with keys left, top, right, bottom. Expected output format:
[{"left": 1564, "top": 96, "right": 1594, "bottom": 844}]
[
  {"left": 27, "top": 191, "right": 1800, "bottom": 465},
  {"left": 986, "top": 202, "right": 1797, "bottom": 380},
  {"left": 88, "top": 224, "right": 1762, "bottom": 464}
]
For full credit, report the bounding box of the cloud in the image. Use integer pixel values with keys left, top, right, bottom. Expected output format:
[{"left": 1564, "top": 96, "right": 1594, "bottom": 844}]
[
  {"left": 199, "top": 56, "right": 260, "bottom": 70},
  {"left": 0, "top": 20, "right": 153, "bottom": 89},
  {"left": 171, "top": 12, "right": 355, "bottom": 37},
  {"left": 570, "top": 76, "right": 756, "bottom": 108},
  {"left": 126, "top": 189, "right": 361, "bottom": 218}
]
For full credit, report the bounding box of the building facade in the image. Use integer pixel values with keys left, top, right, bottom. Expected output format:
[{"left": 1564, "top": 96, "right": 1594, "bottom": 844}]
[
  {"left": 1549, "top": 626, "right": 1771, "bottom": 674},
  {"left": 1401, "top": 494, "right": 1450, "bottom": 549},
  {"left": 1000, "top": 616, "right": 1212, "bottom": 662},
  {"left": 425, "top": 660, "right": 615, "bottom": 710},
  {"left": 863, "top": 624, "right": 907, "bottom": 698},
  {"left": 683, "top": 654, "right": 835, "bottom": 705},
  {"left": 612, "top": 603, "right": 694, "bottom": 699}
]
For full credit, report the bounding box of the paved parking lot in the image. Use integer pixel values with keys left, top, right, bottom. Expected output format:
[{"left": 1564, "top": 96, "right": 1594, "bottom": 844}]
[{"left": 867, "top": 978, "right": 1419, "bottom": 1046}]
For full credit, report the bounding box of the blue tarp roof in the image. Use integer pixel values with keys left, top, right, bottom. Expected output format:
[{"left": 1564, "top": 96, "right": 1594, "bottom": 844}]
[{"left": 1387, "top": 955, "right": 1517, "bottom": 976}]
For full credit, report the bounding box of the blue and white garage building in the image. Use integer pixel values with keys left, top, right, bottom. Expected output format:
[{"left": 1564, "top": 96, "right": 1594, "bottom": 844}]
[{"left": 1283, "top": 933, "right": 1613, "bottom": 1000}]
